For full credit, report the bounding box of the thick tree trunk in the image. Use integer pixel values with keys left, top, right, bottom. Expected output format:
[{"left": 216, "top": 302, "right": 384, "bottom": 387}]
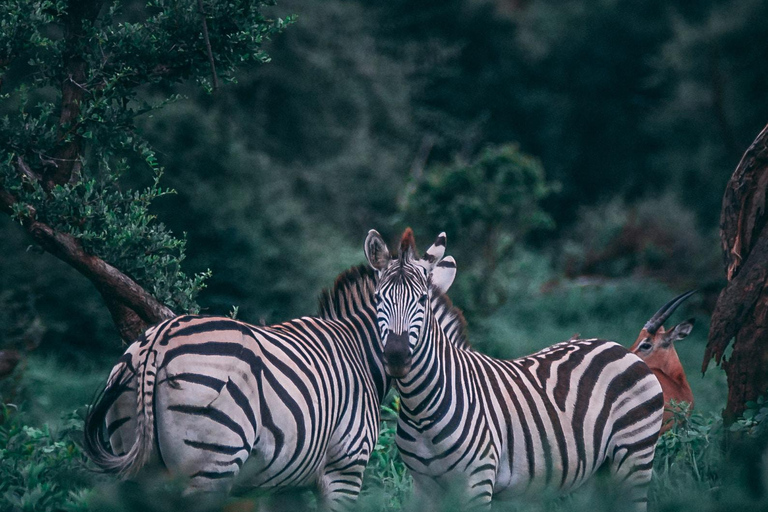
[
  {"left": 704, "top": 123, "right": 768, "bottom": 423},
  {"left": 47, "top": 0, "right": 104, "bottom": 189}
]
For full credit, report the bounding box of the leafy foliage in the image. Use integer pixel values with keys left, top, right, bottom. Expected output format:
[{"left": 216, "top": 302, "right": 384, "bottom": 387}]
[
  {"left": 560, "top": 194, "right": 721, "bottom": 285},
  {"left": 2, "top": 0, "right": 768, "bottom": 508},
  {"left": 403, "top": 144, "right": 556, "bottom": 313},
  {"left": 360, "top": 393, "right": 410, "bottom": 511},
  {"left": 0, "top": 405, "right": 91, "bottom": 512},
  {"left": 0, "top": 0, "right": 291, "bottom": 314}
]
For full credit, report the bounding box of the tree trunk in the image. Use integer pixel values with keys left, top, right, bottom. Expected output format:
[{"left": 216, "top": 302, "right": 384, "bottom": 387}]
[
  {"left": 704, "top": 122, "right": 768, "bottom": 423},
  {"left": 46, "top": 0, "right": 104, "bottom": 189}
]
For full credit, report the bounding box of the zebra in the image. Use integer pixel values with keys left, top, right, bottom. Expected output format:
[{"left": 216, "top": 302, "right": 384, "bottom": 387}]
[
  {"left": 364, "top": 228, "right": 664, "bottom": 511},
  {"left": 84, "top": 262, "right": 464, "bottom": 509}
]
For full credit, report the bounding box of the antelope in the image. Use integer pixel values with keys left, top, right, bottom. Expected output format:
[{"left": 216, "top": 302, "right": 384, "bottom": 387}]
[{"left": 630, "top": 290, "right": 696, "bottom": 433}]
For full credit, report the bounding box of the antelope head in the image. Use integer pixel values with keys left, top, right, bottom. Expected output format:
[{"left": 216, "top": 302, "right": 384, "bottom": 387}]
[{"left": 630, "top": 290, "right": 696, "bottom": 431}]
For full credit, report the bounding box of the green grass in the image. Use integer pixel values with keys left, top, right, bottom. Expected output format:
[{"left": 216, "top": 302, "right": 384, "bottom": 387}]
[{"left": 11, "top": 354, "right": 111, "bottom": 427}]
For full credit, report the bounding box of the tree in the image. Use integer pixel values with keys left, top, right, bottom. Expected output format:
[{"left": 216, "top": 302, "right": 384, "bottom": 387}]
[
  {"left": 0, "top": 1, "right": 290, "bottom": 343},
  {"left": 704, "top": 122, "right": 768, "bottom": 422},
  {"left": 401, "top": 144, "right": 555, "bottom": 313}
]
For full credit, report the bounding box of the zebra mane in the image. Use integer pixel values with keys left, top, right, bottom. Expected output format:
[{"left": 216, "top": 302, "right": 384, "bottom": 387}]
[
  {"left": 317, "top": 265, "right": 377, "bottom": 321},
  {"left": 399, "top": 227, "right": 417, "bottom": 265},
  {"left": 317, "top": 264, "right": 471, "bottom": 349},
  {"left": 430, "top": 288, "right": 471, "bottom": 351}
]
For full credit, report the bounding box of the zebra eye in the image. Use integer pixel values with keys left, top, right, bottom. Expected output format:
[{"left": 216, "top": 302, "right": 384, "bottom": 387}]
[
  {"left": 374, "top": 292, "right": 381, "bottom": 303},
  {"left": 418, "top": 294, "right": 428, "bottom": 305}
]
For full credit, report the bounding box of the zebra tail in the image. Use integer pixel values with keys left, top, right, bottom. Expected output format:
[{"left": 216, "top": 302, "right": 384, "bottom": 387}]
[{"left": 83, "top": 355, "right": 156, "bottom": 478}]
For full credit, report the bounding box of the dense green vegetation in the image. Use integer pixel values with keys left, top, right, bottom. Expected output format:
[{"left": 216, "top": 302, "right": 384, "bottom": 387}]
[
  {"left": 1, "top": 273, "right": 761, "bottom": 511},
  {"left": 2, "top": 0, "right": 768, "bottom": 510}
]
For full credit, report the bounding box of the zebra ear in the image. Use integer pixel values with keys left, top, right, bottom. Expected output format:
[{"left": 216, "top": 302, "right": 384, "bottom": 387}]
[
  {"left": 365, "top": 229, "right": 391, "bottom": 271},
  {"left": 430, "top": 256, "right": 456, "bottom": 294},
  {"left": 422, "top": 232, "right": 447, "bottom": 270}
]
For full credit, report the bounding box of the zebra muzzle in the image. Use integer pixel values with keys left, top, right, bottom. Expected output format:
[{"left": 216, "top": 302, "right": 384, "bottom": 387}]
[{"left": 383, "top": 332, "right": 412, "bottom": 379}]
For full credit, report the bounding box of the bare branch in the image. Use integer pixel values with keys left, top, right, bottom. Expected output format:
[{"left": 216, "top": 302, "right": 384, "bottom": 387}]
[
  {"left": 197, "top": 0, "right": 219, "bottom": 92},
  {"left": 17, "top": 156, "right": 42, "bottom": 183}
]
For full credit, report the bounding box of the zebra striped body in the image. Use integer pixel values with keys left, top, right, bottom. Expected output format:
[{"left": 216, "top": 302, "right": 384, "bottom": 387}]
[
  {"left": 85, "top": 264, "right": 468, "bottom": 507},
  {"left": 85, "top": 267, "right": 386, "bottom": 507},
  {"left": 364, "top": 229, "right": 664, "bottom": 510}
]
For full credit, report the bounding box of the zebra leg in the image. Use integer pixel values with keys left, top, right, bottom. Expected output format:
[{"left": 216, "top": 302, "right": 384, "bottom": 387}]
[
  {"left": 317, "top": 462, "right": 366, "bottom": 511},
  {"left": 465, "top": 467, "right": 496, "bottom": 510},
  {"left": 410, "top": 471, "right": 494, "bottom": 512},
  {"left": 410, "top": 473, "right": 443, "bottom": 512},
  {"left": 265, "top": 489, "right": 313, "bottom": 512},
  {"left": 608, "top": 436, "right": 658, "bottom": 512}
]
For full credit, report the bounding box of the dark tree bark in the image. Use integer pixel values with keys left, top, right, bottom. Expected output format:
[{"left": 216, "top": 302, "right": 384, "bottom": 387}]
[
  {"left": 704, "top": 122, "right": 768, "bottom": 423},
  {"left": 48, "top": 0, "right": 104, "bottom": 190}
]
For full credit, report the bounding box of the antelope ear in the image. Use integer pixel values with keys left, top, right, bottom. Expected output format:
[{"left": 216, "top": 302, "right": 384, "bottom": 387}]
[
  {"left": 365, "top": 230, "right": 391, "bottom": 271},
  {"left": 422, "top": 232, "right": 447, "bottom": 270},
  {"left": 430, "top": 256, "right": 456, "bottom": 294},
  {"left": 664, "top": 318, "right": 695, "bottom": 343}
]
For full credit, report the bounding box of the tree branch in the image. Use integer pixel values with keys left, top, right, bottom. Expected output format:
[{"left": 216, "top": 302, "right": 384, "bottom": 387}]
[
  {"left": 197, "top": 0, "right": 219, "bottom": 92},
  {"left": 0, "top": 186, "right": 174, "bottom": 343}
]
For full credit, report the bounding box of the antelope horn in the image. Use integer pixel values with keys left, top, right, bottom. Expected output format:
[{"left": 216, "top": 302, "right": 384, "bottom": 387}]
[{"left": 644, "top": 289, "right": 697, "bottom": 334}]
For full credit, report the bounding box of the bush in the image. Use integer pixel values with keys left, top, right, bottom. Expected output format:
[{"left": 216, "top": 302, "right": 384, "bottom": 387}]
[
  {"left": 402, "top": 143, "right": 557, "bottom": 314},
  {"left": 560, "top": 194, "right": 720, "bottom": 285},
  {"left": 0, "top": 405, "right": 92, "bottom": 512},
  {"left": 359, "top": 393, "right": 411, "bottom": 511}
]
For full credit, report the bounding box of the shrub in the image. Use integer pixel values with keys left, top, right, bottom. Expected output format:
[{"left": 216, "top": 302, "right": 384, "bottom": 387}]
[
  {"left": 359, "top": 393, "right": 411, "bottom": 511},
  {"left": 561, "top": 194, "right": 720, "bottom": 285},
  {"left": 402, "top": 143, "right": 557, "bottom": 314},
  {"left": 0, "top": 405, "right": 92, "bottom": 512}
]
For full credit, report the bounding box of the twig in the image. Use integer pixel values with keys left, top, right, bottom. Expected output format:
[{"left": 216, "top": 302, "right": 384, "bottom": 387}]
[
  {"left": 197, "top": 0, "right": 219, "bottom": 92},
  {"left": 17, "top": 156, "right": 42, "bottom": 182}
]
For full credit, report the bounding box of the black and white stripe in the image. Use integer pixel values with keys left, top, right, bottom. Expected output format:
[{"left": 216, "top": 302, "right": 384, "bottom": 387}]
[
  {"left": 364, "top": 229, "right": 664, "bottom": 511},
  {"left": 84, "top": 264, "right": 469, "bottom": 508}
]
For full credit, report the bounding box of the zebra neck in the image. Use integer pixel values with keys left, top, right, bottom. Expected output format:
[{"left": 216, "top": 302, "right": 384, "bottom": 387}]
[
  {"left": 316, "top": 265, "right": 388, "bottom": 401},
  {"left": 396, "top": 312, "right": 456, "bottom": 422}
]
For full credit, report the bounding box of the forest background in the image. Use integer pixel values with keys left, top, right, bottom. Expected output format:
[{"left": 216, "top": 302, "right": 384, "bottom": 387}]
[{"left": 1, "top": 0, "right": 768, "bottom": 510}]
